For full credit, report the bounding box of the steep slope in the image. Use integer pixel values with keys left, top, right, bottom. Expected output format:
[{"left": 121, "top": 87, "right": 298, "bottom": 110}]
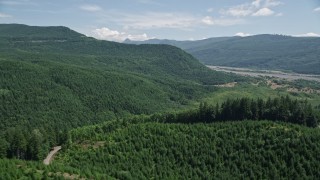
[
  {"left": 0, "top": 24, "right": 241, "bottom": 160},
  {"left": 125, "top": 35, "right": 320, "bottom": 74}
]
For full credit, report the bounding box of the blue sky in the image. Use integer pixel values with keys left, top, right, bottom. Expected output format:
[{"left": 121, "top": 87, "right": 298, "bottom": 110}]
[{"left": 0, "top": 0, "right": 320, "bottom": 41}]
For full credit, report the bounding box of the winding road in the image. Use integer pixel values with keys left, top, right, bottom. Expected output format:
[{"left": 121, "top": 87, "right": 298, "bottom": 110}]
[{"left": 43, "top": 146, "right": 61, "bottom": 165}]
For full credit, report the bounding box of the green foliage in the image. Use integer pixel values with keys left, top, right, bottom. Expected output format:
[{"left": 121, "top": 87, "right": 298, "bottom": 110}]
[
  {"left": 2, "top": 24, "right": 319, "bottom": 179},
  {"left": 0, "top": 24, "right": 83, "bottom": 39},
  {"left": 0, "top": 24, "right": 242, "bottom": 160},
  {"left": 0, "top": 26, "right": 239, "bottom": 128},
  {"left": 161, "top": 96, "right": 318, "bottom": 127},
  {"left": 203, "top": 82, "right": 320, "bottom": 107},
  {"left": 0, "top": 158, "right": 85, "bottom": 179},
  {"left": 54, "top": 119, "right": 320, "bottom": 179},
  {"left": 126, "top": 34, "right": 320, "bottom": 74},
  {"left": 288, "top": 79, "right": 320, "bottom": 90}
]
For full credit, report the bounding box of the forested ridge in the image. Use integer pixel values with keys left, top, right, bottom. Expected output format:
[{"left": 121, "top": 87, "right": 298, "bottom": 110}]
[
  {"left": 0, "top": 24, "right": 241, "bottom": 160},
  {"left": 52, "top": 96, "right": 318, "bottom": 179},
  {"left": 1, "top": 113, "right": 319, "bottom": 179},
  {"left": 1, "top": 24, "right": 320, "bottom": 179},
  {"left": 52, "top": 106, "right": 319, "bottom": 179},
  {"left": 125, "top": 34, "right": 320, "bottom": 74}
]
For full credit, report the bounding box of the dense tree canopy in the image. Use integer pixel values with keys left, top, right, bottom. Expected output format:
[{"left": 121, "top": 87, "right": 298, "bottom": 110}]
[
  {"left": 0, "top": 24, "right": 241, "bottom": 160},
  {"left": 51, "top": 118, "right": 320, "bottom": 179},
  {"left": 1, "top": 24, "right": 319, "bottom": 179},
  {"left": 159, "top": 96, "right": 318, "bottom": 127},
  {"left": 126, "top": 34, "right": 320, "bottom": 74}
]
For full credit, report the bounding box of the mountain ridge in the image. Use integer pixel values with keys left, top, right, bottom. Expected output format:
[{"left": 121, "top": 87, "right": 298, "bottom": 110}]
[
  {"left": 0, "top": 24, "right": 84, "bottom": 39},
  {"left": 0, "top": 24, "right": 240, "bottom": 161},
  {"left": 124, "top": 34, "right": 320, "bottom": 74}
]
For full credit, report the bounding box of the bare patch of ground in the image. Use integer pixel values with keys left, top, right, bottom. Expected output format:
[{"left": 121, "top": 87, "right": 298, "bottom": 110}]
[
  {"left": 78, "top": 141, "right": 105, "bottom": 150},
  {"left": 215, "top": 82, "right": 237, "bottom": 88},
  {"left": 48, "top": 172, "right": 85, "bottom": 180},
  {"left": 266, "top": 80, "right": 320, "bottom": 94},
  {"left": 287, "top": 87, "right": 320, "bottom": 94},
  {"left": 267, "top": 80, "right": 287, "bottom": 90}
]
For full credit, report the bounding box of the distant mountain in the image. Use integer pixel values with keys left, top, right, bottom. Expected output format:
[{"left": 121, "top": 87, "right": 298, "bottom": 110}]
[
  {"left": 124, "top": 36, "right": 236, "bottom": 50},
  {"left": 125, "top": 35, "right": 320, "bottom": 74}
]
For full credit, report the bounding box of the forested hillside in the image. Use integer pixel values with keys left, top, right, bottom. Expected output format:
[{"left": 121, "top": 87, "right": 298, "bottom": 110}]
[
  {"left": 50, "top": 102, "right": 319, "bottom": 179},
  {"left": 1, "top": 24, "right": 320, "bottom": 179},
  {"left": 1, "top": 96, "right": 318, "bottom": 179},
  {"left": 125, "top": 35, "right": 320, "bottom": 74},
  {"left": 0, "top": 24, "right": 241, "bottom": 160}
]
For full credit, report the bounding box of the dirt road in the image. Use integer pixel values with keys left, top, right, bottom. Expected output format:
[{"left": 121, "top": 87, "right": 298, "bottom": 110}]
[{"left": 43, "top": 146, "right": 62, "bottom": 165}]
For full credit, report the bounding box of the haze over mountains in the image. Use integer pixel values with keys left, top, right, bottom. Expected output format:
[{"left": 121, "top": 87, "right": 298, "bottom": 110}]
[{"left": 124, "top": 34, "right": 320, "bottom": 74}]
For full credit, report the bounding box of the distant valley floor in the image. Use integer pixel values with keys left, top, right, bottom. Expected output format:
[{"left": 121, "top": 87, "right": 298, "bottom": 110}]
[{"left": 208, "top": 66, "right": 320, "bottom": 82}]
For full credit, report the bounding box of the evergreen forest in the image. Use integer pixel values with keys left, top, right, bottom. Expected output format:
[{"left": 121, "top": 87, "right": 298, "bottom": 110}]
[{"left": 0, "top": 24, "right": 320, "bottom": 179}]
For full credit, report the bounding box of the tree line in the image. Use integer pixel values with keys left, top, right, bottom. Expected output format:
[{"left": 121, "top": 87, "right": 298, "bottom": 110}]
[
  {"left": 0, "top": 127, "right": 68, "bottom": 160},
  {"left": 157, "top": 96, "right": 318, "bottom": 127},
  {"left": 1, "top": 96, "right": 317, "bottom": 161}
]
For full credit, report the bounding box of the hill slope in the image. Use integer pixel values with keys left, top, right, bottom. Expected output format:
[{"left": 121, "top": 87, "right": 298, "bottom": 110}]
[
  {"left": 3, "top": 120, "right": 319, "bottom": 179},
  {"left": 0, "top": 24, "right": 240, "bottom": 160},
  {"left": 125, "top": 35, "right": 320, "bottom": 74},
  {"left": 51, "top": 119, "right": 320, "bottom": 179}
]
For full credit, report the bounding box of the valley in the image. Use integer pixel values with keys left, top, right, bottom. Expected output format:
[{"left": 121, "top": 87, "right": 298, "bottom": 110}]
[
  {"left": 0, "top": 24, "right": 319, "bottom": 179},
  {"left": 126, "top": 35, "right": 320, "bottom": 74},
  {"left": 208, "top": 65, "right": 320, "bottom": 82}
]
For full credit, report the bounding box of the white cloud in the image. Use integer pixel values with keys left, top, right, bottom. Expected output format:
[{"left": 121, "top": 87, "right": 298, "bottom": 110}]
[
  {"left": 201, "top": 16, "right": 245, "bottom": 26},
  {"left": 127, "top": 33, "right": 150, "bottom": 41},
  {"left": 252, "top": 8, "right": 274, "bottom": 16},
  {"left": 95, "top": 10, "right": 245, "bottom": 31},
  {"left": 223, "top": 4, "right": 253, "bottom": 17},
  {"left": 275, "top": 13, "right": 283, "bottom": 16},
  {"left": 314, "top": 7, "right": 320, "bottom": 12},
  {"left": 222, "top": 0, "right": 282, "bottom": 17},
  {"left": 80, "top": 5, "right": 102, "bottom": 12},
  {"left": 0, "top": 13, "right": 12, "bottom": 18},
  {"left": 235, "top": 32, "right": 251, "bottom": 37},
  {"left": 264, "top": 0, "right": 283, "bottom": 7},
  {"left": 92, "top": 27, "right": 152, "bottom": 42},
  {"left": 202, "top": 16, "right": 214, "bottom": 25},
  {"left": 294, "top": 33, "right": 320, "bottom": 37},
  {"left": 117, "top": 12, "right": 243, "bottom": 30}
]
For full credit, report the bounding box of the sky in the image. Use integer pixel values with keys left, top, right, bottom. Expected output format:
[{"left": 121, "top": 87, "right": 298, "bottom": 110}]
[{"left": 0, "top": 0, "right": 320, "bottom": 41}]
